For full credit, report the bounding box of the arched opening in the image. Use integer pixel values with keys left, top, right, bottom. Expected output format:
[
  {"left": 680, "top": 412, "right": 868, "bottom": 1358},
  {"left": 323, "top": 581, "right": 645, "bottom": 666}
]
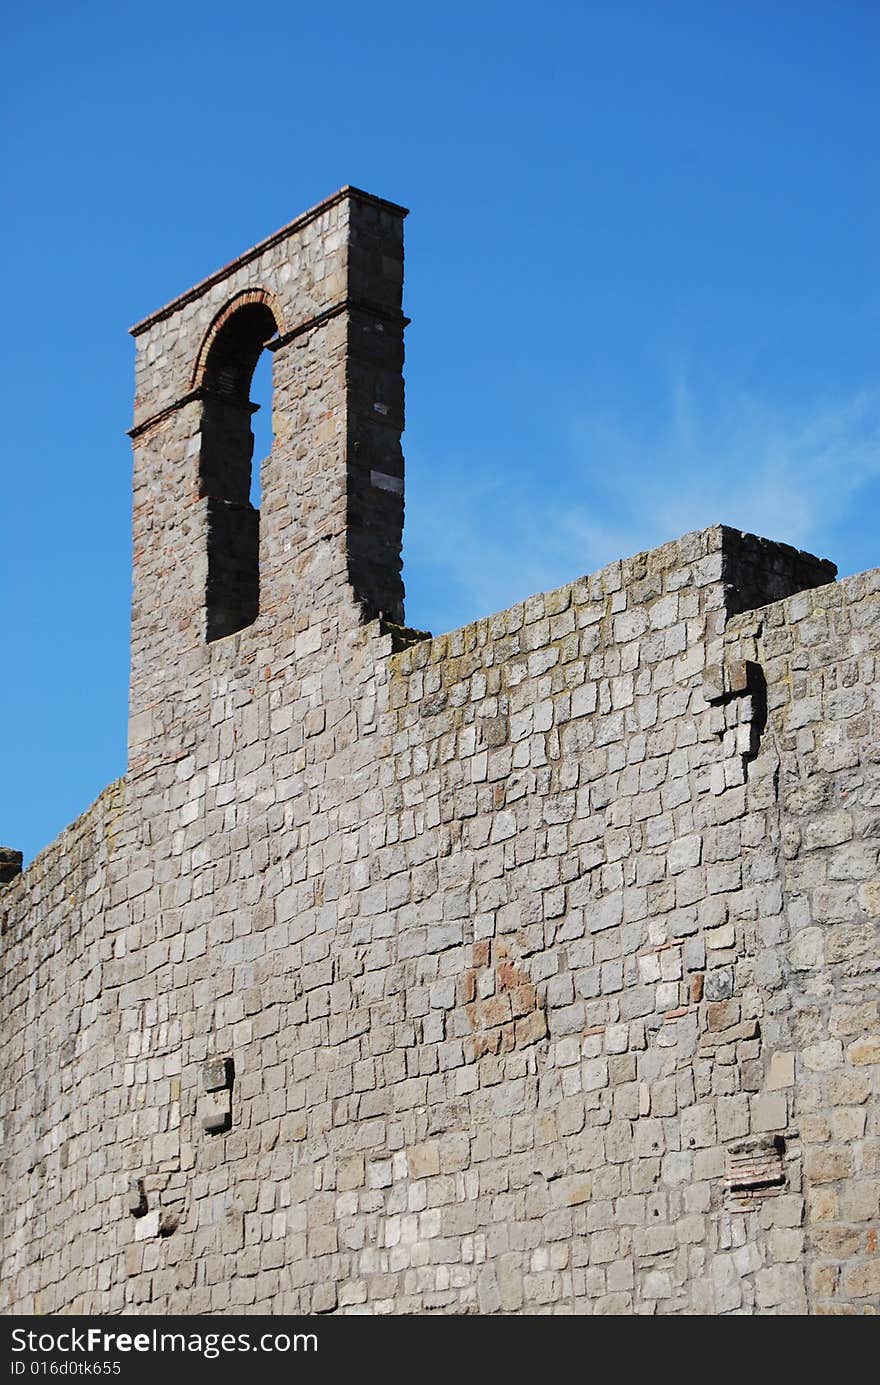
[
  {"left": 249, "top": 349, "right": 273, "bottom": 508},
  {"left": 198, "top": 300, "right": 277, "bottom": 641}
]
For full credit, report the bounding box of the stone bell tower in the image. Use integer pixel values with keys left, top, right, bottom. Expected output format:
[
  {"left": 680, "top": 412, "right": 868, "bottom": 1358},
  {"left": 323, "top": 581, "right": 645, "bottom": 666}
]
[{"left": 126, "top": 188, "right": 408, "bottom": 771}]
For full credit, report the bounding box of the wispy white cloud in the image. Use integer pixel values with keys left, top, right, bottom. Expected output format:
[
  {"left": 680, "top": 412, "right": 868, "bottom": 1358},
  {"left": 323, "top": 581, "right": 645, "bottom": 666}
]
[
  {"left": 404, "top": 373, "right": 880, "bottom": 634},
  {"left": 579, "top": 372, "right": 880, "bottom": 549}
]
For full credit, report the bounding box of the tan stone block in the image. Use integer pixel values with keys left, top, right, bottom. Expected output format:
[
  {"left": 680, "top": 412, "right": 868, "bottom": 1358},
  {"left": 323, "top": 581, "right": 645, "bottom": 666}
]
[
  {"left": 857, "top": 881, "right": 880, "bottom": 916},
  {"left": 830, "top": 1000, "right": 880, "bottom": 1039},
  {"left": 810, "top": 1263, "right": 839, "bottom": 1297},
  {"left": 559, "top": 1176, "right": 592, "bottom": 1206},
  {"left": 808, "top": 1187, "right": 838, "bottom": 1222},
  {"left": 767, "top": 1051, "right": 795, "bottom": 1090},
  {"left": 439, "top": 1133, "right": 470, "bottom": 1173},
  {"left": 769, "top": 1227, "right": 804, "bottom": 1262},
  {"left": 831, "top": 1106, "right": 867, "bottom": 1142},
  {"left": 515, "top": 1009, "right": 547, "bottom": 1045},
  {"left": 284, "top": 1113, "right": 308, "bottom": 1142},
  {"left": 862, "top": 1141, "right": 880, "bottom": 1175},
  {"left": 842, "top": 1260, "right": 880, "bottom": 1298},
  {"left": 789, "top": 927, "right": 824, "bottom": 970},
  {"left": 337, "top": 1154, "right": 365, "bottom": 1191},
  {"left": 498, "top": 1254, "right": 523, "bottom": 1312},
  {"left": 706, "top": 924, "right": 735, "bottom": 951},
  {"left": 750, "top": 1091, "right": 787, "bottom": 1133},
  {"left": 803, "top": 1039, "right": 843, "bottom": 1071},
  {"left": 152, "top": 1130, "right": 180, "bottom": 1161},
  {"left": 800, "top": 1113, "right": 831, "bottom": 1143},
  {"left": 535, "top": 1113, "right": 557, "bottom": 1144},
  {"left": 842, "top": 1180, "right": 880, "bottom": 1222},
  {"left": 312, "top": 1281, "right": 337, "bottom": 1313},
  {"left": 848, "top": 1035, "right": 880, "bottom": 1066},
  {"left": 759, "top": 1193, "right": 803, "bottom": 1228},
  {"left": 706, "top": 1000, "right": 741, "bottom": 1031},
  {"left": 406, "top": 1142, "right": 440, "bottom": 1179},
  {"left": 477, "top": 994, "right": 511, "bottom": 1028},
  {"left": 811, "top": 1226, "right": 861, "bottom": 1257},
  {"left": 510, "top": 983, "right": 537, "bottom": 1017},
  {"left": 307, "top": 1224, "right": 338, "bottom": 1257},
  {"left": 806, "top": 1147, "right": 853, "bottom": 1183}
]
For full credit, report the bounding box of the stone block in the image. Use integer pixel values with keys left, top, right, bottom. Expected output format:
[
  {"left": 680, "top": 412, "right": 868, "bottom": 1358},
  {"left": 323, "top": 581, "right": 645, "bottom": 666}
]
[
  {"left": 848, "top": 1035, "right": 880, "bottom": 1066},
  {"left": 201, "top": 1089, "right": 232, "bottom": 1135},
  {"left": 750, "top": 1091, "right": 787, "bottom": 1133},
  {"left": 766, "top": 1051, "right": 795, "bottom": 1090}
]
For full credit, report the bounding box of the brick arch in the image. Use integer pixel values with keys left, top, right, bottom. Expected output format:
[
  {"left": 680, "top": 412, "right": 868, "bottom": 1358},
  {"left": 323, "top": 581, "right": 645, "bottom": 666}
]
[{"left": 191, "top": 289, "right": 284, "bottom": 392}]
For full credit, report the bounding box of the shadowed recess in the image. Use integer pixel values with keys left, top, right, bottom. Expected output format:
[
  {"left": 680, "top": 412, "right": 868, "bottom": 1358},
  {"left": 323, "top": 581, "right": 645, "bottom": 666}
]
[{"left": 199, "top": 302, "right": 277, "bottom": 642}]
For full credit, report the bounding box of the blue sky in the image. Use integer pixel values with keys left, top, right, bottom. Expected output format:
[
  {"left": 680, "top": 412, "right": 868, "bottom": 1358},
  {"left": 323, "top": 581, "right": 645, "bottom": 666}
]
[{"left": 2, "top": 1, "right": 878, "bottom": 864}]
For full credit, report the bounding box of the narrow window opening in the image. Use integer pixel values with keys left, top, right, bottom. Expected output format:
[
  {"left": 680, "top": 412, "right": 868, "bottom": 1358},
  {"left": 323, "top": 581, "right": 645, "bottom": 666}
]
[
  {"left": 199, "top": 302, "right": 276, "bottom": 642},
  {"left": 249, "top": 349, "right": 274, "bottom": 509}
]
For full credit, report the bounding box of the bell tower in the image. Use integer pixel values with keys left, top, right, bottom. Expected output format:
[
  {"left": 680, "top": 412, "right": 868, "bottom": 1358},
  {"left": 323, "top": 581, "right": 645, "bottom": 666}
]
[{"left": 126, "top": 188, "right": 408, "bottom": 771}]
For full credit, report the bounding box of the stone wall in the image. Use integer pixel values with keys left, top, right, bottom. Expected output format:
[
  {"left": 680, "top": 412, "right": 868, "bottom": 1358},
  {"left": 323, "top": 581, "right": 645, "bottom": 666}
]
[
  {"left": 723, "top": 569, "right": 880, "bottom": 1311},
  {"left": 1, "top": 191, "right": 877, "bottom": 1315},
  {"left": 0, "top": 781, "right": 127, "bottom": 1306}
]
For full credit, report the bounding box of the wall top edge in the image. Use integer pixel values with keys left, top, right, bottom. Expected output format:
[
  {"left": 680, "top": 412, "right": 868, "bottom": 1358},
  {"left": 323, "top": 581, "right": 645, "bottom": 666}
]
[
  {"left": 129, "top": 187, "right": 409, "bottom": 338},
  {"left": 3, "top": 778, "right": 126, "bottom": 903},
  {"left": 389, "top": 524, "right": 839, "bottom": 667}
]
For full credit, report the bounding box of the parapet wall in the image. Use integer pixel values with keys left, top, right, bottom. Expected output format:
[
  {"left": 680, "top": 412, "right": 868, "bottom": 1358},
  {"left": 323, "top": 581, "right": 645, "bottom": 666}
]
[{"left": 2, "top": 525, "right": 877, "bottom": 1315}]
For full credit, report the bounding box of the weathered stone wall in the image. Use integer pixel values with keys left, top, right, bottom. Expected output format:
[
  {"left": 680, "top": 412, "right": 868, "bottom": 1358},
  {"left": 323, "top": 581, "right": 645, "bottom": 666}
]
[
  {"left": 1, "top": 192, "right": 877, "bottom": 1316},
  {"left": 0, "top": 781, "right": 128, "bottom": 1306},
  {"left": 722, "top": 569, "right": 880, "bottom": 1311}
]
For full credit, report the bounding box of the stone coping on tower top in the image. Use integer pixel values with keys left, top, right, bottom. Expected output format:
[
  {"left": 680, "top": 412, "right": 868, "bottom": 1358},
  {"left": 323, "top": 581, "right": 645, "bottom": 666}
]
[{"left": 129, "top": 186, "right": 410, "bottom": 338}]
